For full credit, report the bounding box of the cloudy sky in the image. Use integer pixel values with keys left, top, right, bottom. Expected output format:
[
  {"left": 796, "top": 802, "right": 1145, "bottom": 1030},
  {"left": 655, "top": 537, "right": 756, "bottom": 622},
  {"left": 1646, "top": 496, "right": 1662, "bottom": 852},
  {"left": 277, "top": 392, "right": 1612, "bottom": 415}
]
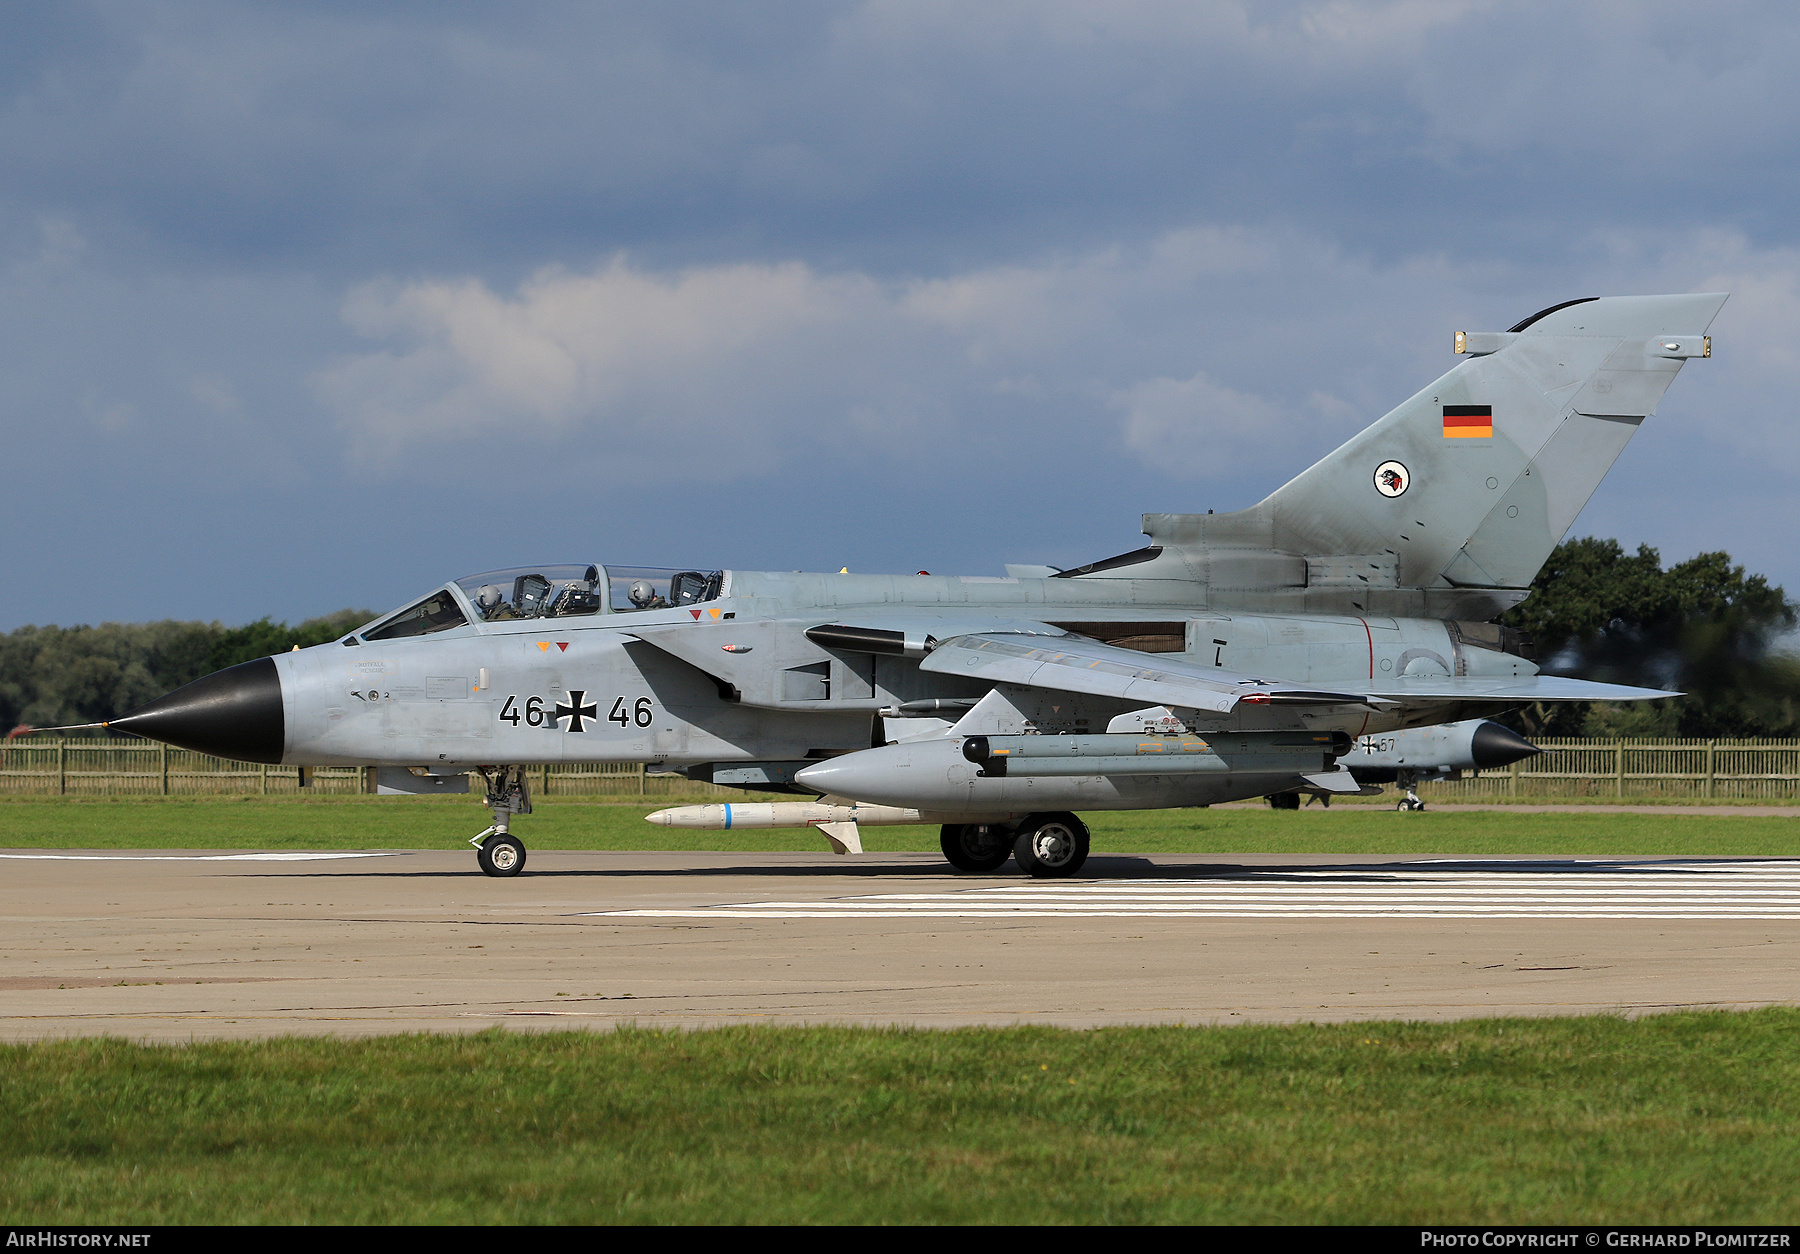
[{"left": 6, "top": 0, "right": 1798, "bottom": 630}]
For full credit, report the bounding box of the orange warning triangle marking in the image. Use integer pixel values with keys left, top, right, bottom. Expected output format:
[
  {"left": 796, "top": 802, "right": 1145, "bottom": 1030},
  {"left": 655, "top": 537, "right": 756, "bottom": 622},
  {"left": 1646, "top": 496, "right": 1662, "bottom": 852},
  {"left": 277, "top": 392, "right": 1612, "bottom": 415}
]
[
  {"left": 709, "top": 607, "right": 722, "bottom": 619},
  {"left": 537, "top": 642, "right": 550, "bottom": 652}
]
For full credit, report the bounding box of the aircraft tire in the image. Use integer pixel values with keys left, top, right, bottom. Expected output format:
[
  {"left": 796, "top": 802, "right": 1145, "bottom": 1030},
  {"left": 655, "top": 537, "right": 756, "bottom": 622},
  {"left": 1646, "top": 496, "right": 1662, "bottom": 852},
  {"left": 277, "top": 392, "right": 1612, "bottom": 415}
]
[
  {"left": 1012, "top": 813, "right": 1090, "bottom": 879},
  {"left": 477, "top": 834, "right": 527, "bottom": 877},
  {"left": 1267, "top": 792, "right": 1302, "bottom": 810},
  {"left": 940, "top": 823, "right": 1013, "bottom": 873}
]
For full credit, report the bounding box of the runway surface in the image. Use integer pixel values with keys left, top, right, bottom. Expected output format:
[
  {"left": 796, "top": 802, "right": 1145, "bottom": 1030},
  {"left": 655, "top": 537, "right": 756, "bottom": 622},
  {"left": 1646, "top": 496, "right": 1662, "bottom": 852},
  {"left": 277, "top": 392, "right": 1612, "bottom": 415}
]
[
  {"left": 601, "top": 859, "right": 1800, "bottom": 920},
  {"left": 4, "top": 849, "right": 1798, "bottom": 1041}
]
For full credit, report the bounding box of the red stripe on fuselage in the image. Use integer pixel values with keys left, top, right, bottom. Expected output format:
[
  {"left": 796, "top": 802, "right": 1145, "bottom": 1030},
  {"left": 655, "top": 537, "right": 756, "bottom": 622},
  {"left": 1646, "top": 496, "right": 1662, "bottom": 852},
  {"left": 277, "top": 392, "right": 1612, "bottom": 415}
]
[{"left": 1357, "top": 617, "right": 1373, "bottom": 737}]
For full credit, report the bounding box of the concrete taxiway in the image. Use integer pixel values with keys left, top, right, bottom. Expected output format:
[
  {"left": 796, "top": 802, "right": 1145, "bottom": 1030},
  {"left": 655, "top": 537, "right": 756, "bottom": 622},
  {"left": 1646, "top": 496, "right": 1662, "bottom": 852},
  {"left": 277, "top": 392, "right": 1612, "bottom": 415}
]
[{"left": 3, "top": 849, "right": 1798, "bottom": 1041}]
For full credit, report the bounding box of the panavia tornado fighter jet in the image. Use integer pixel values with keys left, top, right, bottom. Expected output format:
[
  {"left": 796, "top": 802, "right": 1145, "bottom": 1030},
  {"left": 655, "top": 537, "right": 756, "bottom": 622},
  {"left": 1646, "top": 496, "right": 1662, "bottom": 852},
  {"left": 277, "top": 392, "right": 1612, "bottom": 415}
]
[
  {"left": 104, "top": 293, "right": 1722, "bottom": 877},
  {"left": 1284, "top": 718, "right": 1543, "bottom": 811}
]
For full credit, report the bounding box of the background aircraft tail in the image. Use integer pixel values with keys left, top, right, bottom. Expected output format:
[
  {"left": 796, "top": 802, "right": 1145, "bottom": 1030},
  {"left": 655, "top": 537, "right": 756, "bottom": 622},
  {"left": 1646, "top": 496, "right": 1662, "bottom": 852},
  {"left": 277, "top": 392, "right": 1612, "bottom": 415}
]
[{"left": 1132, "top": 293, "right": 1727, "bottom": 617}]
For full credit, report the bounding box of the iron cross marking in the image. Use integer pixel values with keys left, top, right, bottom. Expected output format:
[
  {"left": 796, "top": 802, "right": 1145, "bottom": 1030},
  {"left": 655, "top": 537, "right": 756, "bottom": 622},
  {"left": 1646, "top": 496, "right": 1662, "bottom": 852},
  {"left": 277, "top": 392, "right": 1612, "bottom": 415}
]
[{"left": 554, "top": 689, "right": 599, "bottom": 733}]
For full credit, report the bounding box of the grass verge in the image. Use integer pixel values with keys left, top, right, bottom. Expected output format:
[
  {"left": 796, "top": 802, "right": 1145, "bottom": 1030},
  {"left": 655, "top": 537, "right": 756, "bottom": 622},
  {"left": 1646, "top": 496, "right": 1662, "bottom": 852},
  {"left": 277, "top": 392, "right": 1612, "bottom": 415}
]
[
  {"left": 3, "top": 794, "right": 1800, "bottom": 856},
  {"left": 5, "top": 1012, "right": 1799, "bottom": 1224}
]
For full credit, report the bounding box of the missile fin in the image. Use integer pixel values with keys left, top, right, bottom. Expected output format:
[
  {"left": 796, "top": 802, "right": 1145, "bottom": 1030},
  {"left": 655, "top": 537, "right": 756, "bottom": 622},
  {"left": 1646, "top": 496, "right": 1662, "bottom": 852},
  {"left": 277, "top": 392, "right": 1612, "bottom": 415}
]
[
  {"left": 817, "top": 820, "right": 863, "bottom": 855},
  {"left": 1300, "top": 770, "right": 1363, "bottom": 793}
]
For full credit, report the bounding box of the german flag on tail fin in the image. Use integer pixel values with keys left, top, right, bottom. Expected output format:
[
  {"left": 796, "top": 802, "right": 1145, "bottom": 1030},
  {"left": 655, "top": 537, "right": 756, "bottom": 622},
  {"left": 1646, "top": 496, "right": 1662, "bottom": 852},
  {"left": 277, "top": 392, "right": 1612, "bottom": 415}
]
[{"left": 1442, "top": 404, "right": 1492, "bottom": 438}]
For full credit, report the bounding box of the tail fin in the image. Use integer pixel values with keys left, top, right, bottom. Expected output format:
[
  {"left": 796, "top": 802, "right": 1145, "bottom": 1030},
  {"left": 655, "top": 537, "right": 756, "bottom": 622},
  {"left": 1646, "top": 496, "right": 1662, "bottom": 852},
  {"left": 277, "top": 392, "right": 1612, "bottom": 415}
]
[{"left": 1140, "top": 293, "right": 1726, "bottom": 609}]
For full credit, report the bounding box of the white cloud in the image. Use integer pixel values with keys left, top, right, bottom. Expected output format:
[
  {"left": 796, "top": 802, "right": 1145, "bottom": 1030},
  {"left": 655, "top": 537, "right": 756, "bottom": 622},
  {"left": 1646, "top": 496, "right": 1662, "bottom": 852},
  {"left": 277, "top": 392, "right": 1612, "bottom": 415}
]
[
  {"left": 314, "top": 227, "right": 1423, "bottom": 479},
  {"left": 1403, "top": 2, "right": 1800, "bottom": 163},
  {"left": 189, "top": 375, "right": 241, "bottom": 415},
  {"left": 35, "top": 217, "right": 84, "bottom": 267},
  {"left": 319, "top": 256, "right": 946, "bottom": 469},
  {"left": 1112, "top": 370, "right": 1287, "bottom": 473},
  {"left": 312, "top": 221, "right": 1800, "bottom": 528},
  {"left": 81, "top": 390, "right": 135, "bottom": 433},
  {"left": 1296, "top": 0, "right": 1495, "bottom": 53},
  {"left": 1698, "top": 244, "right": 1800, "bottom": 377},
  {"left": 847, "top": 0, "right": 1496, "bottom": 67}
]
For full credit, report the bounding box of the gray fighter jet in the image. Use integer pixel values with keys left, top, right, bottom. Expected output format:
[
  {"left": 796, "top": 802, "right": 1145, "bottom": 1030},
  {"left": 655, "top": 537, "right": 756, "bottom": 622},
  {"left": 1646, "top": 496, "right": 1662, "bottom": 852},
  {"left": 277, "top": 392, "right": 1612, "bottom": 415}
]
[
  {"left": 1277, "top": 718, "right": 1542, "bottom": 810},
  {"left": 100, "top": 293, "right": 1722, "bottom": 877}
]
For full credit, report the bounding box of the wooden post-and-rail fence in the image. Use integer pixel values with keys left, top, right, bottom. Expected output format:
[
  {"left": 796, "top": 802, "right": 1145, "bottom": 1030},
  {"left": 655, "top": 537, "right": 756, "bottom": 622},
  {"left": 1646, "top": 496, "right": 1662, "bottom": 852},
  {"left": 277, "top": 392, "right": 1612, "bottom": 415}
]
[
  {"left": 0, "top": 739, "right": 746, "bottom": 799},
  {"left": 3, "top": 737, "right": 1800, "bottom": 801}
]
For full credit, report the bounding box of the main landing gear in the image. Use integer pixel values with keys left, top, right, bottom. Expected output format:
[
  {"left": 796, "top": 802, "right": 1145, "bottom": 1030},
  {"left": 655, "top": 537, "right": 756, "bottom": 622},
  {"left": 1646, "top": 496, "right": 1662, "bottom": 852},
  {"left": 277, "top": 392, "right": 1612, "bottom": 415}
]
[
  {"left": 472, "top": 765, "right": 532, "bottom": 877},
  {"left": 939, "top": 812, "right": 1091, "bottom": 879},
  {"left": 940, "top": 822, "right": 1013, "bottom": 873}
]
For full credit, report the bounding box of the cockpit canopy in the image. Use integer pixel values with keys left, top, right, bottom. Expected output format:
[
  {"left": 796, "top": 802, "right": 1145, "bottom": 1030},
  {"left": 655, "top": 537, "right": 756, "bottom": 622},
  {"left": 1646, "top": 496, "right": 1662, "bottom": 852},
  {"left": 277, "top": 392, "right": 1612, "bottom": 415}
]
[
  {"left": 355, "top": 564, "right": 727, "bottom": 642},
  {"left": 456, "top": 565, "right": 606, "bottom": 623},
  {"left": 360, "top": 588, "right": 468, "bottom": 641},
  {"left": 603, "top": 566, "right": 725, "bottom": 613}
]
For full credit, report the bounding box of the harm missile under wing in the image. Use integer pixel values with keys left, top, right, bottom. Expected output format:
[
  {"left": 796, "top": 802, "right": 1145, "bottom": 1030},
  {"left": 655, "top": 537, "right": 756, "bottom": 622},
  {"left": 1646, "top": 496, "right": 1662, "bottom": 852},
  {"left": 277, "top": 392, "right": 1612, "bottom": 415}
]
[{"left": 100, "top": 293, "right": 1721, "bottom": 878}]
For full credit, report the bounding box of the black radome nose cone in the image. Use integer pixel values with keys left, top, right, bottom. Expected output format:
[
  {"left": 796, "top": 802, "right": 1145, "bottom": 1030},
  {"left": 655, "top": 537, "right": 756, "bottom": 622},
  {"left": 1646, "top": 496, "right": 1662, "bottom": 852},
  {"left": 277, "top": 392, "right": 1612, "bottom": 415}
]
[
  {"left": 109, "top": 656, "right": 285, "bottom": 764},
  {"left": 1470, "top": 720, "right": 1540, "bottom": 769}
]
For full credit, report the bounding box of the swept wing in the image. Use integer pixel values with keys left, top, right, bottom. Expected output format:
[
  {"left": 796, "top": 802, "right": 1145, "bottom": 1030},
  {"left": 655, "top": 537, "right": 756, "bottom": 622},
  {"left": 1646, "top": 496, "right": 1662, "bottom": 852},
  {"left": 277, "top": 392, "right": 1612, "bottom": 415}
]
[
  {"left": 1357, "top": 675, "right": 1673, "bottom": 704},
  {"left": 919, "top": 632, "right": 1670, "bottom": 714}
]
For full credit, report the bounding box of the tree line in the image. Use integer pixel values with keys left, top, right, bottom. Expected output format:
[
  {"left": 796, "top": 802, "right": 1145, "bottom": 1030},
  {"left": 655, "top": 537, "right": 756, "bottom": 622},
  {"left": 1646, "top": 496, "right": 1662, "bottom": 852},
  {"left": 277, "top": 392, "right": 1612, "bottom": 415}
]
[
  {"left": 1, "top": 610, "right": 370, "bottom": 734},
  {"left": 4, "top": 539, "right": 1798, "bottom": 739},
  {"left": 1500, "top": 539, "right": 1800, "bottom": 738}
]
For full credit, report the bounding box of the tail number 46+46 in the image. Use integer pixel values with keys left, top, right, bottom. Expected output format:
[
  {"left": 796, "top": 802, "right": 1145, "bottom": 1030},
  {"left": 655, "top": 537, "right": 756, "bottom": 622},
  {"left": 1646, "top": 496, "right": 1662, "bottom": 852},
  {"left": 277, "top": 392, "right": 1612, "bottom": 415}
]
[{"left": 498, "top": 692, "right": 653, "bottom": 732}]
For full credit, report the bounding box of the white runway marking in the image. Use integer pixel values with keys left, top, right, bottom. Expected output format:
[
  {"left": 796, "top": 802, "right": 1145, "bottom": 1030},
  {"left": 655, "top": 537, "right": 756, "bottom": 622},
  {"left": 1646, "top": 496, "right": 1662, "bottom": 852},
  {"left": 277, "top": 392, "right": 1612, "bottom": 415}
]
[
  {"left": 0, "top": 852, "right": 408, "bottom": 862},
  {"left": 594, "top": 860, "right": 1800, "bottom": 921}
]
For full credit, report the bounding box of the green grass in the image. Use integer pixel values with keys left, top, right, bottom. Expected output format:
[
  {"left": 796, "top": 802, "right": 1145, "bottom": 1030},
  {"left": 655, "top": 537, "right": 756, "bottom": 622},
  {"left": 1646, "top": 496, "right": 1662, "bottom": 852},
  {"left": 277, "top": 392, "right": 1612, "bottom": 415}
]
[
  {"left": 5, "top": 1013, "right": 1800, "bottom": 1224},
  {"left": 4, "top": 794, "right": 1800, "bottom": 856}
]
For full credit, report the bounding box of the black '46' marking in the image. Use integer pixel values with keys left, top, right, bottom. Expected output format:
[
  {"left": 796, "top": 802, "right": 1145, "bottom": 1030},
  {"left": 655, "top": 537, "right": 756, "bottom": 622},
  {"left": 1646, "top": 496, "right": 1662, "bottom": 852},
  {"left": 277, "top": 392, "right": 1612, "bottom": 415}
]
[
  {"left": 609, "top": 697, "right": 654, "bottom": 728},
  {"left": 500, "top": 693, "right": 651, "bottom": 732}
]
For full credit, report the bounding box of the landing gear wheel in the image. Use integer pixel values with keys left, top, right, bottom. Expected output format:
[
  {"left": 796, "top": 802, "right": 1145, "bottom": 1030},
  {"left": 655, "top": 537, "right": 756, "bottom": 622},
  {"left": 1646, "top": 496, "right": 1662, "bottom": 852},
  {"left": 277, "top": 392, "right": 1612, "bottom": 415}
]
[
  {"left": 1267, "top": 792, "right": 1301, "bottom": 810},
  {"left": 477, "top": 834, "right": 527, "bottom": 877},
  {"left": 940, "top": 823, "right": 1013, "bottom": 873},
  {"left": 1013, "top": 813, "right": 1090, "bottom": 879},
  {"left": 1397, "top": 796, "right": 1426, "bottom": 812}
]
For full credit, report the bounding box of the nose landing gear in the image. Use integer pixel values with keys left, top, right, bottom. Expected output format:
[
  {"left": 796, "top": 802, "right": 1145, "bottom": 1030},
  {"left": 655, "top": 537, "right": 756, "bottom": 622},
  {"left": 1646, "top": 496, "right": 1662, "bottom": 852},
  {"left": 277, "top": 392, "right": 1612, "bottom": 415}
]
[
  {"left": 1395, "top": 770, "right": 1426, "bottom": 811},
  {"left": 471, "top": 765, "right": 532, "bottom": 877},
  {"left": 477, "top": 833, "right": 526, "bottom": 876}
]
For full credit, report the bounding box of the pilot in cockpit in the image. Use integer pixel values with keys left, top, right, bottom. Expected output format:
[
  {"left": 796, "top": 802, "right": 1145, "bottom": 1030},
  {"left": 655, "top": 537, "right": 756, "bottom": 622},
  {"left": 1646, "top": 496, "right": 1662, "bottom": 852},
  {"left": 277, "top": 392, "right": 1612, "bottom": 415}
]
[
  {"left": 475, "top": 585, "right": 520, "bottom": 620},
  {"left": 627, "top": 579, "right": 670, "bottom": 610}
]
